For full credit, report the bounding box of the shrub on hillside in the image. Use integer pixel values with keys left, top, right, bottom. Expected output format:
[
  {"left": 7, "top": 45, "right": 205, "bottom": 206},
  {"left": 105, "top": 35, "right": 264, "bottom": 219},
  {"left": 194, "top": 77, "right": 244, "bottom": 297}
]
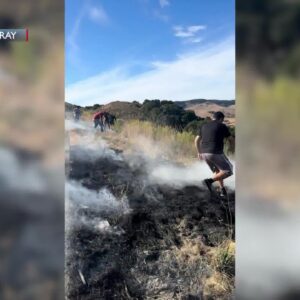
[
  {"left": 184, "top": 120, "right": 208, "bottom": 135},
  {"left": 85, "top": 104, "right": 102, "bottom": 110},
  {"left": 140, "top": 99, "right": 200, "bottom": 130}
]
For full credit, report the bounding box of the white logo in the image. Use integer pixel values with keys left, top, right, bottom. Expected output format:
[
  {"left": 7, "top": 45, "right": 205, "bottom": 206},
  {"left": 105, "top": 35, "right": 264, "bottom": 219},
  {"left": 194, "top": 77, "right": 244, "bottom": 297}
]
[
  {"left": 0, "top": 29, "right": 28, "bottom": 41},
  {"left": 0, "top": 31, "right": 17, "bottom": 40}
]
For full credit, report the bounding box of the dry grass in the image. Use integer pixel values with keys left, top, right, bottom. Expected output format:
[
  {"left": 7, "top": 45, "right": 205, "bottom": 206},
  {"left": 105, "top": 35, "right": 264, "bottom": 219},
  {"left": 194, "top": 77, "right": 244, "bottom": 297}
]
[
  {"left": 209, "top": 240, "right": 235, "bottom": 277},
  {"left": 203, "top": 240, "right": 235, "bottom": 298},
  {"left": 149, "top": 217, "right": 235, "bottom": 299},
  {"left": 113, "top": 119, "right": 196, "bottom": 164},
  {"left": 155, "top": 237, "right": 235, "bottom": 299},
  {"left": 203, "top": 271, "right": 233, "bottom": 299}
]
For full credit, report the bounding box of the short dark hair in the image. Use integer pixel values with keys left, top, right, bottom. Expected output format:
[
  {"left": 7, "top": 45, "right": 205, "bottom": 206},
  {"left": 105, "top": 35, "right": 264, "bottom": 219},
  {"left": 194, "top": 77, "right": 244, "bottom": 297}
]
[{"left": 213, "top": 111, "right": 225, "bottom": 120}]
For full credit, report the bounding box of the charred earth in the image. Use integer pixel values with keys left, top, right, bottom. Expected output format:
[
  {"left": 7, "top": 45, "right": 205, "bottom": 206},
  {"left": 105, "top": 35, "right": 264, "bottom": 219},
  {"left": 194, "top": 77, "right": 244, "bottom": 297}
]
[{"left": 66, "top": 145, "right": 235, "bottom": 300}]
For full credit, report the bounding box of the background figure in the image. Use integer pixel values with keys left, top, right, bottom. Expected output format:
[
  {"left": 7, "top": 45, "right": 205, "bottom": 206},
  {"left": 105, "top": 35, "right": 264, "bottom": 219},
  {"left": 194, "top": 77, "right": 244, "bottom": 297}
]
[
  {"left": 73, "top": 107, "right": 81, "bottom": 122},
  {"left": 103, "top": 111, "right": 110, "bottom": 130},
  {"left": 108, "top": 114, "right": 116, "bottom": 127},
  {"left": 93, "top": 111, "right": 104, "bottom": 132}
]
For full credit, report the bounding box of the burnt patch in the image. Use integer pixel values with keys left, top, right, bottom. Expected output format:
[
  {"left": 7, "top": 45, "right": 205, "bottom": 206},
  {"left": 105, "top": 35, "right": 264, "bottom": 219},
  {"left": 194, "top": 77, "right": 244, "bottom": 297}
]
[{"left": 66, "top": 145, "right": 235, "bottom": 299}]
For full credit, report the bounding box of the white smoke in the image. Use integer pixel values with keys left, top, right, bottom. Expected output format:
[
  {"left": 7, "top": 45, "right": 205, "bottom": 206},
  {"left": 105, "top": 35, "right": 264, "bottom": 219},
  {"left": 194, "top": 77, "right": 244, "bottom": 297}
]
[
  {"left": 65, "top": 118, "right": 122, "bottom": 162},
  {"left": 66, "top": 181, "right": 129, "bottom": 211},
  {"left": 65, "top": 119, "right": 91, "bottom": 131},
  {"left": 65, "top": 181, "right": 130, "bottom": 230},
  {"left": 84, "top": 141, "right": 123, "bottom": 161},
  {"left": 65, "top": 118, "right": 236, "bottom": 227},
  {"left": 65, "top": 117, "right": 235, "bottom": 191},
  {"left": 148, "top": 160, "right": 235, "bottom": 190}
]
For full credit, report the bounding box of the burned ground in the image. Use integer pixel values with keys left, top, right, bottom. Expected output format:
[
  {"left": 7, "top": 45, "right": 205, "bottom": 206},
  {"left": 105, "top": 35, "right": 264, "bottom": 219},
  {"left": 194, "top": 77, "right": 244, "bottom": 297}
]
[{"left": 66, "top": 145, "right": 235, "bottom": 300}]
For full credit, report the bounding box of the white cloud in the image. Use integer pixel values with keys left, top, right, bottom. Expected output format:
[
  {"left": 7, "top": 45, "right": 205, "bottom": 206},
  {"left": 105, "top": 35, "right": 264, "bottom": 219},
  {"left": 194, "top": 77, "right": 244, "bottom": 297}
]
[
  {"left": 67, "top": 3, "right": 110, "bottom": 73},
  {"left": 66, "top": 37, "right": 235, "bottom": 105},
  {"left": 88, "top": 6, "right": 109, "bottom": 24},
  {"left": 174, "top": 25, "right": 206, "bottom": 38},
  {"left": 159, "top": 0, "right": 170, "bottom": 8},
  {"left": 188, "top": 37, "right": 203, "bottom": 44},
  {"left": 68, "top": 4, "right": 109, "bottom": 51},
  {"left": 67, "top": 8, "right": 86, "bottom": 71},
  {"left": 68, "top": 9, "right": 85, "bottom": 52},
  {"left": 189, "top": 25, "right": 206, "bottom": 33}
]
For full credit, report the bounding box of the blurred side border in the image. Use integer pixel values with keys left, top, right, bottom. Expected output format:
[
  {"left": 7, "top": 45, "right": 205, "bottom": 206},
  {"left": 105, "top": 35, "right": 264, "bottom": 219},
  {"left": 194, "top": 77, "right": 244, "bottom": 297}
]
[
  {"left": 0, "top": 1, "right": 64, "bottom": 299},
  {"left": 236, "top": 1, "right": 300, "bottom": 299}
]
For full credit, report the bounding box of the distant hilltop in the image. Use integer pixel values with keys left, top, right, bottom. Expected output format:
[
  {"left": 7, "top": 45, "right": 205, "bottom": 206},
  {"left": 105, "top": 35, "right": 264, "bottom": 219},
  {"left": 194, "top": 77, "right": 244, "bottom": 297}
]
[
  {"left": 66, "top": 99, "right": 235, "bottom": 126},
  {"left": 66, "top": 99, "right": 235, "bottom": 111},
  {"left": 175, "top": 99, "right": 235, "bottom": 108}
]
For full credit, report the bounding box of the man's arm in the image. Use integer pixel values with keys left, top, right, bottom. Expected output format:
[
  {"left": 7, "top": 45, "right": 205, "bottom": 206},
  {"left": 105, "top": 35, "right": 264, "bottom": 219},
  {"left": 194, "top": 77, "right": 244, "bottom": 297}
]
[{"left": 194, "top": 135, "right": 202, "bottom": 160}]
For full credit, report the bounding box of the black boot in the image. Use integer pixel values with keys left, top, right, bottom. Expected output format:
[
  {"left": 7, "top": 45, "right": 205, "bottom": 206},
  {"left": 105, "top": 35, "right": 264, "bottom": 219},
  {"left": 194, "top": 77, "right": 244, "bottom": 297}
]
[{"left": 203, "top": 178, "right": 214, "bottom": 193}]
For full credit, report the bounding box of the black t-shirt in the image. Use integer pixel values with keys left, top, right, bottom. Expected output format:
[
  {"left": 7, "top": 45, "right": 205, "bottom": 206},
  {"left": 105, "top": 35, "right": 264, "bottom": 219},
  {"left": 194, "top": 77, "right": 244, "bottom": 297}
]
[{"left": 199, "top": 120, "right": 231, "bottom": 154}]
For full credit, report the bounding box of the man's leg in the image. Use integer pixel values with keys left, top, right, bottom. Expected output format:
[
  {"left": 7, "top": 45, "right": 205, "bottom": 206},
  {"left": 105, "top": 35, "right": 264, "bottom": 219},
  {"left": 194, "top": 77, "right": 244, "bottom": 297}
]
[
  {"left": 212, "top": 170, "right": 232, "bottom": 182},
  {"left": 202, "top": 155, "right": 218, "bottom": 192},
  {"left": 213, "top": 171, "right": 231, "bottom": 196},
  {"left": 214, "top": 171, "right": 224, "bottom": 188},
  {"left": 204, "top": 171, "right": 231, "bottom": 194},
  {"left": 202, "top": 154, "right": 233, "bottom": 194},
  {"left": 212, "top": 155, "right": 233, "bottom": 196}
]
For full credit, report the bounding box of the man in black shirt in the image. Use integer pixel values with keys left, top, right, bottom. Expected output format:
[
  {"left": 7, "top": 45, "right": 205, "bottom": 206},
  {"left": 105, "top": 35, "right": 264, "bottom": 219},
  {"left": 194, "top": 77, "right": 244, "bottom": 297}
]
[{"left": 194, "top": 111, "right": 234, "bottom": 197}]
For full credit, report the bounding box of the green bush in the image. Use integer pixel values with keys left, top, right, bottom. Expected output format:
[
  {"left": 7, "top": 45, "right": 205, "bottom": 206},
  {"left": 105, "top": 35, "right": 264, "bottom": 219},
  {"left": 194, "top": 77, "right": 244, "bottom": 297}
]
[
  {"left": 184, "top": 120, "right": 207, "bottom": 135},
  {"left": 140, "top": 99, "right": 200, "bottom": 130}
]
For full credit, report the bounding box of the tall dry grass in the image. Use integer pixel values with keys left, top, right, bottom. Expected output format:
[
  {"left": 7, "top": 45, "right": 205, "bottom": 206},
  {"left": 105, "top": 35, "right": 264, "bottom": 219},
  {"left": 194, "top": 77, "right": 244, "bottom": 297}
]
[
  {"left": 115, "top": 119, "right": 196, "bottom": 163},
  {"left": 112, "top": 119, "right": 234, "bottom": 164}
]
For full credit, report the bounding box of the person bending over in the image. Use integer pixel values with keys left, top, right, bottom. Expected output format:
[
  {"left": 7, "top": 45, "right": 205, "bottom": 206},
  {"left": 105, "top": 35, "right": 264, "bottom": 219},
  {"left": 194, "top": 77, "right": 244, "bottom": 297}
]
[{"left": 93, "top": 111, "right": 104, "bottom": 132}]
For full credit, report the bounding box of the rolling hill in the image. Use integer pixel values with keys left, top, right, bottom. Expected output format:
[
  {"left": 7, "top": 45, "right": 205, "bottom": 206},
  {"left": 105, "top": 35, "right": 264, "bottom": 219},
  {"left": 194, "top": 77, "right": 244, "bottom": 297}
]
[
  {"left": 66, "top": 99, "right": 235, "bottom": 125},
  {"left": 176, "top": 99, "right": 235, "bottom": 108}
]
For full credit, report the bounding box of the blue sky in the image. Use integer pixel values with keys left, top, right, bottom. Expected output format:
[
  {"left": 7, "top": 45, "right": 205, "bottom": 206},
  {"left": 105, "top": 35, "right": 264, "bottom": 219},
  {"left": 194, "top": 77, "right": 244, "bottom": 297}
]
[{"left": 66, "top": 0, "right": 235, "bottom": 105}]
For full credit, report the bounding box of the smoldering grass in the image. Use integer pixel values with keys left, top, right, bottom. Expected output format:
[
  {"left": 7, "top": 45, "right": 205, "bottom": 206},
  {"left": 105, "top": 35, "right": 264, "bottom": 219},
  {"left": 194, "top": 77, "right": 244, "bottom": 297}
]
[{"left": 65, "top": 181, "right": 130, "bottom": 231}]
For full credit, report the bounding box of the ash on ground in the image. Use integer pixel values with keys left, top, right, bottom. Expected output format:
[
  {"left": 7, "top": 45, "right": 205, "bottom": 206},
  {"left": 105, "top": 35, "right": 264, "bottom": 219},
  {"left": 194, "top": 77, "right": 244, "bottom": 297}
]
[{"left": 66, "top": 145, "right": 235, "bottom": 300}]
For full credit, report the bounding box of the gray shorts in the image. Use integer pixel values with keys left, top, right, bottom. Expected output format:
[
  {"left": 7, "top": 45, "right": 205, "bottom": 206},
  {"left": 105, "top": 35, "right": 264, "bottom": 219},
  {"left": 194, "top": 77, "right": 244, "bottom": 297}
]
[{"left": 201, "top": 153, "right": 233, "bottom": 174}]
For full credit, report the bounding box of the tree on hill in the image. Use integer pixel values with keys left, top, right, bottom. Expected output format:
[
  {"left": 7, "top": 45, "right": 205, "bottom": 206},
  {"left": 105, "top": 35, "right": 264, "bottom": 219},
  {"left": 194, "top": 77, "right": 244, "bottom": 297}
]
[
  {"left": 181, "top": 111, "right": 201, "bottom": 127},
  {"left": 140, "top": 100, "right": 200, "bottom": 130},
  {"left": 184, "top": 119, "right": 207, "bottom": 135},
  {"left": 85, "top": 104, "right": 102, "bottom": 110}
]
